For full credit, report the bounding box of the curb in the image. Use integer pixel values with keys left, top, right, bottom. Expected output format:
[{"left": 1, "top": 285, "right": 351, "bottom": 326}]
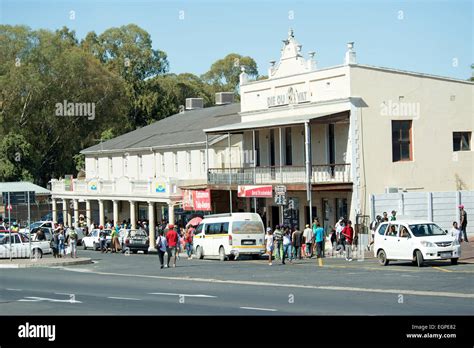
[{"left": 0, "top": 258, "right": 93, "bottom": 269}]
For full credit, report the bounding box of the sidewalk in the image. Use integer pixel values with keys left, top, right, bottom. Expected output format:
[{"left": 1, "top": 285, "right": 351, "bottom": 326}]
[
  {"left": 459, "top": 241, "right": 474, "bottom": 264},
  {"left": 0, "top": 256, "right": 92, "bottom": 268}
]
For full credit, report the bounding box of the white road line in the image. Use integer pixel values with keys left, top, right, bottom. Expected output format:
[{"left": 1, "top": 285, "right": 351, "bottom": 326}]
[
  {"left": 240, "top": 306, "right": 277, "bottom": 312},
  {"left": 60, "top": 268, "right": 474, "bottom": 299},
  {"left": 17, "top": 296, "right": 82, "bottom": 303},
  {"left": 6, "top": 288, "right": 22, "bottom": 291},
  {"left": 148, "top": 292, "right": 216, "bottom": 298},
  {"left": 107, "top": 296, "right": 141, "bottom": 301}
]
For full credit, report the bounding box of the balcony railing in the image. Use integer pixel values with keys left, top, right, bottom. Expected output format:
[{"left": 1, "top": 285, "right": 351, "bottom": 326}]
[
  {"left": 207, "top": 164, "right": 351, "bottom": 185},
  {"left": 50, "top": 177, "right": 181, "bottom": 198}
]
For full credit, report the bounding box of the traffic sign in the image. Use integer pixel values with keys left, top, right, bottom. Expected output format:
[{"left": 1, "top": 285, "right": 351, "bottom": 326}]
[{"left": 275, "top": 185, "right": 287, "bottom": 195}]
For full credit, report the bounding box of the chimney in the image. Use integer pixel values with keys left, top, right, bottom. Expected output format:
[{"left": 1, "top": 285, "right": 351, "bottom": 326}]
[
  {"left": 344, "top": 42, "right": 357, "bottom": 65},
  {"left": 185, "top": 98, "right": 204, "bottom": 110},
  {"left": 239, "top": 66, "right": 248, "bottom": 85},
  {"left": 215, "top": 92, "right": 234, "bottom": 105}
]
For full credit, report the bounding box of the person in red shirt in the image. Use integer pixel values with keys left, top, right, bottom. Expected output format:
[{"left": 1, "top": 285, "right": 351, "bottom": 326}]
[
  {"left": 185, "top": 227, "right": 194, "bottom": 260},
  {"left": 166, "top": 224, "right": 179, "bottom": 268},
  {"left": 342, "top": 220, "right": 354, "bottom": 261}
]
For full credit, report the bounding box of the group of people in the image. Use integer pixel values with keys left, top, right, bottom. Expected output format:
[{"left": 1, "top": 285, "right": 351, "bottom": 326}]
[
  {"left": 264, "top": 217, "right": 356, "bottom": 266},
  {"left": 49, "top": 224, "right": 78, "bottom": 258},
  {"left": 155, "top": 223, "right": 195, "bottom": 269}
]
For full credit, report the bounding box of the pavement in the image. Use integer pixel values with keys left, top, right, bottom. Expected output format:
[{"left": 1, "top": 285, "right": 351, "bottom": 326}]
[
  {"left": 0, "top": 256, "right": 92, "bottom": 268},
  {"left": 0, "top": 247, "right": 473, "bottom": 315}
]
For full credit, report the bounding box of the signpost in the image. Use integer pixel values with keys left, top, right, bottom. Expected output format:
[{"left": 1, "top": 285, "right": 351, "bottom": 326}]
[{"left": 274, "top": 185, "right": 287, "bottom": 206}]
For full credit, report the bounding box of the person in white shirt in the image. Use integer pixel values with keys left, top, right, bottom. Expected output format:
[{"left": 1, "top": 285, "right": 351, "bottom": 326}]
[
  {"left": 156, "top": 231, "right": 168, "bottom": 269},
  {"left": 89, "top": 222, "right": 95, "bottom": 235},
  {"left": 450, "top": 221, "right": 462, "bottom": 243},
  {"left": 265, "top": 227, "right": 274, "bottom": 266},
  {"left": 302, "top": 224, "right": 313, "bottom": 258}
]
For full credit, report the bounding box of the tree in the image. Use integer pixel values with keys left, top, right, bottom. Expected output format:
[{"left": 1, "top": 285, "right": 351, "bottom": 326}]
[{"left": 202, "top": 53, "right": 259, "bottom": 94}]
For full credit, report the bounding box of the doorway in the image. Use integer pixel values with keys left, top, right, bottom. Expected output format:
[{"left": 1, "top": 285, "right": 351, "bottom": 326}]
[{"left": 271, "top": 206, "right": 279, "bottom": 228}]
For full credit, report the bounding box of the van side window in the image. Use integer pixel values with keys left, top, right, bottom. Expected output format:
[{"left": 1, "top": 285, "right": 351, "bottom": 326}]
[
  {"left": 207, "top": 223, "right": 220, "bottom": 235},
  {"left": 221, "top": 223, "right": 229, "bottom": 234}
]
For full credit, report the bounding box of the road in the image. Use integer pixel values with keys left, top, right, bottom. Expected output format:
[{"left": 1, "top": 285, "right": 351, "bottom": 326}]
[{"left": 0, "top": 249, "right": 473, "bottom": 315}]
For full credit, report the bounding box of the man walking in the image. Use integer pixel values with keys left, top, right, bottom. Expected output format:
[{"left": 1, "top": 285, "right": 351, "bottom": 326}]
[
  {"left": 156, "top": 230, "right": 168, "bottom": 269},
  {"left": 459, "top": 205, "right": 468, "bottom": 242},
  {"left": 68, "top": 227, "right": 78, "bottom": 258},
  {"left": 291, "top": 226, "right": 303, "bottom": 260},
  {"left": 273, "top": 225, "right": 283, "bottom": 260},
  {"left": 314, "top": 221, "right": 325, "bottom": 259},
  {"left": 166, "top": 224, "right": 178, "bottom": 268},
  {"left": 303, "top": 224, "right": 313, "bottom": 258},
  {"left": 342, "top": 220, "right": 354, "bottom": 261}
]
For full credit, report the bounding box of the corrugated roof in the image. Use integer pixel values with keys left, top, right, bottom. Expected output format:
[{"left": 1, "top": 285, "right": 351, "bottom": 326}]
[
  {"left": 0, "top": 181, "right": 50, "bottom": 194},
  {"left": 81, "top": 103, "right": 241, "bottom": 154}
]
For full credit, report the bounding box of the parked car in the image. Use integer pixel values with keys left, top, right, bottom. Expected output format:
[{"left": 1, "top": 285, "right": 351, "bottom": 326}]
[
  {"left": 0, "top": 232, "right": 51, "bottom": 258},
  {"left": 374, "top": 220, "right": 461, "bottom": 267},
  {"left": 119, "top": 229, "right": 149, "bottom": 254},
  {"left": 82, "top": 229, "right": 112, "bottom": 250},
  {"left": 20, "top": 220, "right": 56, "bottom": 233}
]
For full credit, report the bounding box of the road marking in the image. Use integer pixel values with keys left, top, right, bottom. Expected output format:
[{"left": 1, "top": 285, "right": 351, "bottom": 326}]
[
  {"left": 431, "top": 266, "right": 453, "bottom": 273},
  {"left": 60, "top": 268, "right": 474, "bottom": 299},
  {"left": 240, "top": 306, "right": 277, "bottom": 312},
  {"left": 107, "top": 296, "right": 140, "bottom": 301},
  {"left": 18, "top": 296, "right": 82, "bottom": 303},
  {"left": 148, "top": 292, "right": 216, "bottom": 298},
  {"left": 6, "top": 288, "right": 22, "bottom": 291}
]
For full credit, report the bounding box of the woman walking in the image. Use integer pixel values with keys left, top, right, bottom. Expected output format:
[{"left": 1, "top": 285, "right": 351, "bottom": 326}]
[{"left": 265, "top": 227, "right": 274, "bottom": 266}]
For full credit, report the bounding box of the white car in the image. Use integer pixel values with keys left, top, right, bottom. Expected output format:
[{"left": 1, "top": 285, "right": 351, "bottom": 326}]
[
  {"left": 82, "top": 229, "right": 112, "bottom": 250},
  {"left": 0, "top": 232, "right": 51, "bottom": 258},
  {"left": 374, "top": 220, "right": 461, "bottom": 267},
  {"left": 20, "top": 220, "right": 56, "bottom": 233}
]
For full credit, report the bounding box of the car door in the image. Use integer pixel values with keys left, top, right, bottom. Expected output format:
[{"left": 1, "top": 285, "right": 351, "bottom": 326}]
[
  {"left": 395, "top": 224, "right": 413, "bottom": 260},
  {"left": 383, "top": 223, "right": 399, "bottom": 259}
]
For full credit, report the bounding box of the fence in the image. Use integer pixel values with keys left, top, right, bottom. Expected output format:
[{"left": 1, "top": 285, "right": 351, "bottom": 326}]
[{"left": 371, "top": 191, "right": 474, "bottom": 234}]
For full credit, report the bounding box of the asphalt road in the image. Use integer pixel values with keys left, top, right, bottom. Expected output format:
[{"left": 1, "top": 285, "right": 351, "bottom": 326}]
[{"left": 1, "top": 249, "right": 473, "bottom": 315}]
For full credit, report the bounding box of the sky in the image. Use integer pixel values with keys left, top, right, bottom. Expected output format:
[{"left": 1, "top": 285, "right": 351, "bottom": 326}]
[{"left": 1, "top": 0, "right": 472, "bottom": 80}]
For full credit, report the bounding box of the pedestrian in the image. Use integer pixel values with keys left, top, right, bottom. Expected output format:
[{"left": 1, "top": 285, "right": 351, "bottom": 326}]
[
  {"left": 156, "top": 230, "right": 168, "bottom": 269},
  {"left": 110, "top": 227, "right": 120, "bottom": 253},
  {"left": 282, "top": 228, "right": 292, "bottom": 264},
  {"left": 390, "top": 210, "right": 397, "bottom": 221},
  {"left": 58, "top": 229, "right": 65, "bottom": 257},
  {"left": 450, "top": 221, "right": 462, "bottom": 243},
  {"left": 67, "top": 227, "right": 78, "bottom": 258},
  {"left": 265, "top": 227, "right": 274, "bottom": 266},
  {"left": 291, "top": 226, "right": 303, "bottom": 260},
  {"left": 184, "top": 227, "right": 194, "bottom": 259},
  {"left": 368, "top": 215, "right": 381, "bottom": 251},
  {"left": 273, "top": 225, "right": 283, "bottom": 260},
  {"left": 303, "top": 224, "right": 313, "bottom": 258},
  {"left": 459, "top": 205, "right": 468, "bottom": 242},
  {"left": 330, "top": 227, "right": 337, "bottom": 256},
  {"left": 342, "top": 220, "right": 354, "bottom": 261},
  {"left": 382, "top": 212, "right": 388, "bottom": 222},
  {"left": 166, "top": 224, "right": 178, "bottom": 268},
  {"left": 99, "top": 229, "right": 108, "bottom": 253},
  {"left": 51, "top": 230, "right": 59, "bottom": 258},
  {"left": 314, "top": 221, "right": 324, "bottom": 259},
  {"left": 90, "top": 221, "right": 95, "bottom": 234}
]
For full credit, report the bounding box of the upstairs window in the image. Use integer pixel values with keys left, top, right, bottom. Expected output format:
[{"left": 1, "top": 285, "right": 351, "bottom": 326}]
[
  {"left": 392, "top": 120, "right": 412, "bottom": 162},
  {"left": 453, "top": 132, "right": 471, "bottom": 151}
]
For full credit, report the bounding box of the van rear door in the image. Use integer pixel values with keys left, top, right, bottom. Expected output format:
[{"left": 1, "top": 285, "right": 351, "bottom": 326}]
[{"left": 231, "top": 220, "right": 264, "bottom": 248}]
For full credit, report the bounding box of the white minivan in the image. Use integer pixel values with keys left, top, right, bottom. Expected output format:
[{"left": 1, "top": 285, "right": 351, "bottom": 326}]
[
  {"left": 374, "top": 220, "right": 461, "bottom": 267},
  {"left": 192, "top": 213, "right": 265, "bottom": 261}
]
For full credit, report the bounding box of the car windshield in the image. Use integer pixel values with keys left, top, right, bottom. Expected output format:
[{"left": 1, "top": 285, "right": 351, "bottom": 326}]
[
  {"left": 29, "top": 222, "right": 42, "bottom": 229},
  {"left": 0, "top": 234, "right": 6, "bottom": 244},
  {"left": 409, "top": 223, "right": 446, "bottom": 237},
  {"left": 231, "top": 221, "right": 264, "bottom": 234}
]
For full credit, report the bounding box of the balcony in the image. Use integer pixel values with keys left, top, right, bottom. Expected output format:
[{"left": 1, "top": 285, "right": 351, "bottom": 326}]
[
  {"left": 50, "top": 177, "right": 182, "bottom": 198},
  {"left": 207, "top": 164, "right": 351, "bottom": 185}
]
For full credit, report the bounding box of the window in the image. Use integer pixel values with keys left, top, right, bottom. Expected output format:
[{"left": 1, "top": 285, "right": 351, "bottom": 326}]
[
  {"left": 385, "top": 224, "right": 399, "bottom": 237},
  {"left": 285, "top": 128, "right": 292, "bottom": 165},
  {"left": 94, "top": 157, "right": 99, "bottom": 174},
  {"left": 392, "top": 120, "right": 412, "bottom": 162},
  {"left": 255, "top": 131, "right": 260, "bottom": 167},
  {"left": 195, "top": 224, "right": 203, "bottom": 234},
  {"left": 453, "top": 132, "right": 471, "bottom": 151},
  {"left": 123, "top": 155, "right": 128, "bottom": 175},
  {"left": 108, "top": 157, "right": 113, "bottom": 177},
  {"left": 173, "top": 152, "right": 178, "bottom": 172},
  {"left": 186, "top": 151, "right": 191, "bottom": 172},
  {"left": 138, "top": 155, "right": 143, "bottom": 173},
  {"left": 269, "top": 129, "right": 275, "bottom": 166},
  {"left": 200, "top": 150, "right": 206, "bottom": 173},
  {"left": 378, "top": 224, "right": 388, "bottom": 235},
  {"left": 160, "top": 153, "right": 165, "bottom": 173},
  {"left": 327, "top": 124, "right": 335, "bottom": 164}
]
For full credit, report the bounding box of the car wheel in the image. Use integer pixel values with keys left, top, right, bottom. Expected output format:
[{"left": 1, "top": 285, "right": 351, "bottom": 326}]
[
  {"left": 415, "top": 250, "right": 424, "bottom": 267},
  {"left": 132, "top": 250, "right": 138, "bottom": 254},
  {"left": 377, "top": 249, "right": 389, "bottom": 266},
  {"left": 144, "top": 250, "right": 148, "bottom": 254},
  {"left": 451, "top": 258, "right": 458, "bottom": 265},
  {"left": 94, "top": 243, "right": 99, "bottom": 251},
  {"left": 196, "top": 246, "right": 203, "bottom": 259},
  {"left": 32, "top": 248, "right": 43, "bottom": 259},
  {"left": 219, "top": 247, "right": 226, "bottom": 261},
  {"left": 251, "top": 254, "right": 260, "bottom": 260}
]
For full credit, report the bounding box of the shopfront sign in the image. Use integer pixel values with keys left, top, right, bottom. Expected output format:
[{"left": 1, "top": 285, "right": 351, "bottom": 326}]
[
  {"left": 182, "top": 189, "right": 211, "bottom": 211},
  {"left": 237, "top": 185, "right": 273, "bottom": 198},
  {"left": 267, "top": 86, "right": 309, "bottom": 108}
]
